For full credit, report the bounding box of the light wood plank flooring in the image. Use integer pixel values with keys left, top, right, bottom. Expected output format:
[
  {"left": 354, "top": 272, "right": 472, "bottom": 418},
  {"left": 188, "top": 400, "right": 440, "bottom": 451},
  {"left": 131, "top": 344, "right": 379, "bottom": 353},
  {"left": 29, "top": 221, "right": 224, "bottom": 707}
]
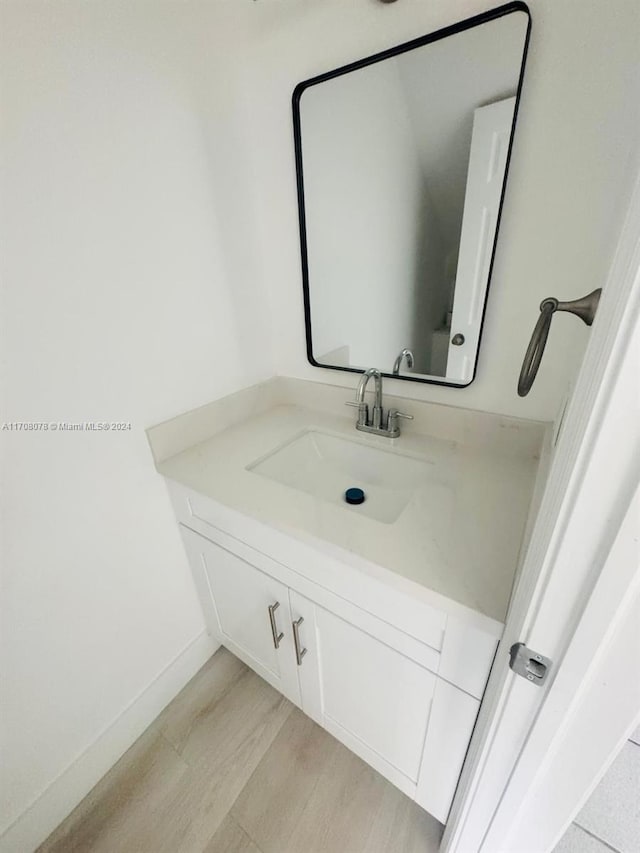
[{"left": 39, "top": 648, "right": 443, "bottom": 853}]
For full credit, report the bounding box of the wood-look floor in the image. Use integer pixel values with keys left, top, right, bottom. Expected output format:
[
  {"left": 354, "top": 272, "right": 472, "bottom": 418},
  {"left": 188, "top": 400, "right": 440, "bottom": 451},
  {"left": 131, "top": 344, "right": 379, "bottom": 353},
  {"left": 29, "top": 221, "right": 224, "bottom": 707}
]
[{"left": 39, "top": 648, "right": 444, "bottom": 853}]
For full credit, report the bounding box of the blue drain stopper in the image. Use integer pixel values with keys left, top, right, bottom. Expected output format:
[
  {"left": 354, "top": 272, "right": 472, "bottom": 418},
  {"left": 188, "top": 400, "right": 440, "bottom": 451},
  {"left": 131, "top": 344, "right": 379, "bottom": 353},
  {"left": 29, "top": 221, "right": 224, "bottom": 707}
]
[{"left": 345, "top": 487, "right": 365, "bottom": 505}]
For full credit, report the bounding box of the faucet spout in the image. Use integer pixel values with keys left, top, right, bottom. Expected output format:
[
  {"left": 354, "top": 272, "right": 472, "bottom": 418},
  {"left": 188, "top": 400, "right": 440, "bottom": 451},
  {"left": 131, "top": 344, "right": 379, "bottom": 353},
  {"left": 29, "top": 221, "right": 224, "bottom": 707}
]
[
  {"left": 356, "top": 368, "right": 383, "bottom": 428},
  {"left": 356, "top": 368, "right": 382, "bottom": 406}
]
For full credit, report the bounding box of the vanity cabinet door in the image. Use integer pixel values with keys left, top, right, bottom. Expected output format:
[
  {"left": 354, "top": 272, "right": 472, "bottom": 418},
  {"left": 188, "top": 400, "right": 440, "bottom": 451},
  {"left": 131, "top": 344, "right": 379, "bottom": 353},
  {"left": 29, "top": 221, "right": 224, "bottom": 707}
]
[
  {"left": 415, "top": 679, "right": 480, "bottom": 823},
  {"left": 289, "top": 590, "right": 436, "bottom": 799},
  {"left": 179, "top": 525, "right": 301, "bottom": 704}
]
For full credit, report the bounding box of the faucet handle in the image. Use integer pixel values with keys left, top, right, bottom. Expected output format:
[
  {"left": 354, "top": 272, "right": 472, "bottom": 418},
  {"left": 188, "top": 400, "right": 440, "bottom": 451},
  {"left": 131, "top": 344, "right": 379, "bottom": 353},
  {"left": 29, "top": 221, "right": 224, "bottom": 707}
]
[
  {"left": 388, "top": 409, "right": 413, "bottom": 421},
  {"left": 346, "top": 400, "right": 368, "bottom": 427},
  {"left": 386, "top": 409, "right": 413, "bottom": 435}
]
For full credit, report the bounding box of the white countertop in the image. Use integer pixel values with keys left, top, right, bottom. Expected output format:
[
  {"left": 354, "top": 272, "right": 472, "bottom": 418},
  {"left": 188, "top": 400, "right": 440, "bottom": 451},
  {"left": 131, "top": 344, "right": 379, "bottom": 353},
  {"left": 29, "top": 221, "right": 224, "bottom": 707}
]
[{"left": 155, "top": 386, "right": 546, "bottom": 625}]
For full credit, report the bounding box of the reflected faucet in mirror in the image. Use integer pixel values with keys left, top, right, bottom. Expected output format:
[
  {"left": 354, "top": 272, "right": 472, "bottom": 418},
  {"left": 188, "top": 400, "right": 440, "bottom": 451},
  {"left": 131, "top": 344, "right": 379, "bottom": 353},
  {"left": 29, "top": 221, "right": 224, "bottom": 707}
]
[
  {"left": 393, "top": 348, "right": 415, "bottom": 375},
  {"left": 346, "top": 368, "right": 414, "bottom": 438}
]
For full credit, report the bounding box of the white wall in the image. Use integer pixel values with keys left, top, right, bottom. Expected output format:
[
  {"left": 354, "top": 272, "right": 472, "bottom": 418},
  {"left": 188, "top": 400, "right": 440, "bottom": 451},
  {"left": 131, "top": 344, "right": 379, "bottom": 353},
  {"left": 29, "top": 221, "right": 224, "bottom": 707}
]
[
  {"left": 243, "top": 0, "right": 640, "bottom": 420},
  {"left": 0, "top": 1, "right": 273, "bottom": 845}
]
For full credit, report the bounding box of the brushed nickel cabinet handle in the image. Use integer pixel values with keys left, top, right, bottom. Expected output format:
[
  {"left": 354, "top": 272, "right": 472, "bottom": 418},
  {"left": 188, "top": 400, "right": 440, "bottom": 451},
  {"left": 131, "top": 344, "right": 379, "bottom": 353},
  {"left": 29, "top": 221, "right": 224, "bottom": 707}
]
[
  {"left": 268, "top": 602, "right": 284, "bottom": 649},
  {"left": 292, "top": 616, "right": 307, "bottom": 666}
]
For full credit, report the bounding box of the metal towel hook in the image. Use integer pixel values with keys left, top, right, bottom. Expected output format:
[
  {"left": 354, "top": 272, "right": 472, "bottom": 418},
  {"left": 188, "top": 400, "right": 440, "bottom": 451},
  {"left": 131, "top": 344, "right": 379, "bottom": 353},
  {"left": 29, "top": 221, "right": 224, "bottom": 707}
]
[{"left": 517, "top": 289, "right": 602, "bottom": 397}]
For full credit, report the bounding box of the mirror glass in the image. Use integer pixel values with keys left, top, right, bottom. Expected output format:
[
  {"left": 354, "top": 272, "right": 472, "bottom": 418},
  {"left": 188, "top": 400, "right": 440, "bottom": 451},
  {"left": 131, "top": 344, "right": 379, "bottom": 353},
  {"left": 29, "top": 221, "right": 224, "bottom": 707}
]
[{"left": 294, "top": 5, "right": 530, "bottom": 386}]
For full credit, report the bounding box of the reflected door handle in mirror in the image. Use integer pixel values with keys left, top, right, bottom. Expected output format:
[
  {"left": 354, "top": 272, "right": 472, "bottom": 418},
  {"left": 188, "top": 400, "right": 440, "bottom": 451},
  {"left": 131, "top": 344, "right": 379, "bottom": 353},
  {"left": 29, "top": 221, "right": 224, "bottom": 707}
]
[{"left": 451, "top": 333, "right": 465, "bottom": 346}]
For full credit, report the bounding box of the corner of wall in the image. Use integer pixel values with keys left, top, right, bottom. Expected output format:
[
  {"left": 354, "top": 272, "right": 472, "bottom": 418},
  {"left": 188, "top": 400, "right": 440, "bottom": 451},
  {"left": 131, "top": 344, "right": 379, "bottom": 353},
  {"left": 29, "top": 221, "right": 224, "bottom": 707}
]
[{"left": 0, "top": 633, "right": 219, "bottom": 853}]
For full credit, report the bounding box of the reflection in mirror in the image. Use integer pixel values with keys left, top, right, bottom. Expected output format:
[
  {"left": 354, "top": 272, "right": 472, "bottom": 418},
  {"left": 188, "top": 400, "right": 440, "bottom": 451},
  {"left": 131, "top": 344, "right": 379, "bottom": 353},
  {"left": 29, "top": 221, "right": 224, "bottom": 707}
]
[{"left": 294, "top": 4, "right": 530, "bottom": 385}]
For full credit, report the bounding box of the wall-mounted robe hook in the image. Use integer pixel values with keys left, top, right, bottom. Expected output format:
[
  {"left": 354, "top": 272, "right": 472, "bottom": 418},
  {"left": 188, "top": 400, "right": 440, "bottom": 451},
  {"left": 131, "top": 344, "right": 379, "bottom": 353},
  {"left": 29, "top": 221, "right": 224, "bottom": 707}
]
[{"left": 518, "top": 289, "right": 602, "bottom": 397}]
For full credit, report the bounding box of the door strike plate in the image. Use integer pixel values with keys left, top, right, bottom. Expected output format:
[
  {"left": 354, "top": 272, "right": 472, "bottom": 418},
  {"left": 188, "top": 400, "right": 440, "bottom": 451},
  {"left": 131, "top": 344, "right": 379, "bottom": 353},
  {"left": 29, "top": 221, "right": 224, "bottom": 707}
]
[{"left": 509, "top": 643, "right": 551, "bottom": 686}]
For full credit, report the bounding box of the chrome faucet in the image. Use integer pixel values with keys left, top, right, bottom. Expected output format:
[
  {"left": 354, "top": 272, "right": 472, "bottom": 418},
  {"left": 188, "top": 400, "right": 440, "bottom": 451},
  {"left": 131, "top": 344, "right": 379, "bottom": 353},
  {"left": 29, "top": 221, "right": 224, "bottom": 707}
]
[
  {"left": 346, "top": 368, "right": 413, "bottom": 438},
  {"left": 392, "top": 347, "right": 414, "bottom": 375}
]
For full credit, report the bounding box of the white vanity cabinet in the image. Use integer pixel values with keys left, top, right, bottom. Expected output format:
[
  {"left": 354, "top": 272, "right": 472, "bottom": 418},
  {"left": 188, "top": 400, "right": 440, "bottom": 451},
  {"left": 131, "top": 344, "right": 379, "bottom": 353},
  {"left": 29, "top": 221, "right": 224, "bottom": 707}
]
[
  {"left": 148, "top": 378, "right": 544, "bottom": 827},
  {"left": 177, "top": 515, "right": 490, "bottom": 824}
]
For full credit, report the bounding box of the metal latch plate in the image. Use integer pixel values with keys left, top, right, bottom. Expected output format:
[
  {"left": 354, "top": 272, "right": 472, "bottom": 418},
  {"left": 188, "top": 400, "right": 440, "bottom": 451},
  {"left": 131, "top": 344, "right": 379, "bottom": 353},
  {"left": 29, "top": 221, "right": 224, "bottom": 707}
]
[{"left": 509, "top": 643, "right": 552, "bottom": 686}]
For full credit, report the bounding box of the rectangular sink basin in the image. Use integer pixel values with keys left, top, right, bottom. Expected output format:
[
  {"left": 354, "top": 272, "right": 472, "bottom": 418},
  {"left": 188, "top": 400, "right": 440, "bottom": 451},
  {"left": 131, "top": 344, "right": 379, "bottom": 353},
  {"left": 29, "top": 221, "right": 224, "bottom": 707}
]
[{"left": 247, "top": 429, "right": 436, "bottom": 524}]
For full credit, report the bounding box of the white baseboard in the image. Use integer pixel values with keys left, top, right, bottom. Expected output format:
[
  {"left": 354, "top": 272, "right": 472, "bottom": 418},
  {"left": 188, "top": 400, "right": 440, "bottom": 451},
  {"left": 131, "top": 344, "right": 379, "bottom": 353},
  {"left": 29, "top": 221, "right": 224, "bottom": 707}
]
[{"left": 0, "top": 631, "right": 219, "bottom": 853}]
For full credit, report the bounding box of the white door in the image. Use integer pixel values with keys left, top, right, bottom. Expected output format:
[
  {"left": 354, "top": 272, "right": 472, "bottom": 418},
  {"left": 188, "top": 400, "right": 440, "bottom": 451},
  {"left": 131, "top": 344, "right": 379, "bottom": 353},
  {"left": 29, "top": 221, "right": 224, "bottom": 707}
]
[
  {"left": 179, "top": 525, "right": 301, "bottom": 704},
  {"left": 289, "top": 590, "right": 437, "bottom": 801},
  {"left": 443, "top": 176, "right": 640, "bottom": 852},
  {"left": 447, "top": 97, "right": 516, "bottom": 383}
]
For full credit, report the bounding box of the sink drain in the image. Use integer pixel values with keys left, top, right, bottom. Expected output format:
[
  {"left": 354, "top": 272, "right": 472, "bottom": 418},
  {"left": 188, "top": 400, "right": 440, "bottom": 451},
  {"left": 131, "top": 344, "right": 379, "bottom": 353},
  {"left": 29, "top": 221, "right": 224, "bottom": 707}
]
[{"left": 345, "top": 487, "right": 365, "bottom": 505}]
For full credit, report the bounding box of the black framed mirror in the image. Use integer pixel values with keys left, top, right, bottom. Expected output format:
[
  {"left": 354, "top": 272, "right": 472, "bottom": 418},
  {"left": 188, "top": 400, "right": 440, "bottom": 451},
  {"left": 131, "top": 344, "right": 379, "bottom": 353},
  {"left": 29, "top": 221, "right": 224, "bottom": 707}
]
[{"left": 293, "top": 2, "right": 531, "bottom": 386}]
